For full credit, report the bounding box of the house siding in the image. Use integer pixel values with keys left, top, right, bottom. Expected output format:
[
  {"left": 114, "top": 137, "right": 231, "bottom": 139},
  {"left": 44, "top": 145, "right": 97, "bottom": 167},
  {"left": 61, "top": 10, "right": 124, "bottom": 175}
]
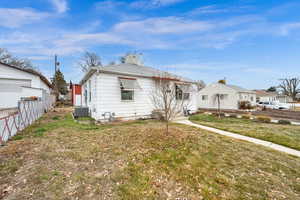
[
  {"left": 198, "top": 83, "right": 256, "bottom": 110},
  {"left": 0, "top": 63, "right": 52, "bottom": 109},
  {"left": 85, "top": 72, "right": 198, "bottom": 121}
]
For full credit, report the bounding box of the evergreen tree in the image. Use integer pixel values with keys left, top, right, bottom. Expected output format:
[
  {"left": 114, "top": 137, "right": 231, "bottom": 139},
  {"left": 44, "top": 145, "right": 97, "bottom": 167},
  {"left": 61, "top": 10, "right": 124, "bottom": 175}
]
[
  {"left": 267, "top": 86, "right": 277, "bottom": 92},
  {"left": 52, "top": 69, "right": 68, "bottom": 95}
]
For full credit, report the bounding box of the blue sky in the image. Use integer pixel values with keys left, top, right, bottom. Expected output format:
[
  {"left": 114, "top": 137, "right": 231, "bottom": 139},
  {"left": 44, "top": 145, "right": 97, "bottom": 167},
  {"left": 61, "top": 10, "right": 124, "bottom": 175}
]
[{"left": 0, "top": 0, "right": 300, "bottom": 89}]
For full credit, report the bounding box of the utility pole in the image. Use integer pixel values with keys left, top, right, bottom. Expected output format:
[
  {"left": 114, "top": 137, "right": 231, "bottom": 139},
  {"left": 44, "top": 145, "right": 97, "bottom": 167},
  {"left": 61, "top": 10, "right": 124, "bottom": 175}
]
[
  {"left": 54, "top": 55, "right": 60, "bottom": 99},
  {"left": 54, "top": 54, "right": 60, "bottom": 72}
]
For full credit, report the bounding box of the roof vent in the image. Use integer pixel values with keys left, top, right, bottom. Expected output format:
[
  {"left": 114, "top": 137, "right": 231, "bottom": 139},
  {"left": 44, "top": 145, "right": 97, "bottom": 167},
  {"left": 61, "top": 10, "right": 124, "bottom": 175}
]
[{"left": 121, "top": 53, "right": 143, "bottom": 65}]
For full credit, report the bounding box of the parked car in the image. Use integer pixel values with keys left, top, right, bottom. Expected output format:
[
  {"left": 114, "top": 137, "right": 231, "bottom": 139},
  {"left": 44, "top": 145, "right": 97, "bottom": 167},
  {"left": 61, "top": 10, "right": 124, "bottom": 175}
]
[
  {"left": 257, "top": 102, "right": 290, "bottom": 110},
  {"left": 274, "top": 103, "right": 290, "bottom": 110}
]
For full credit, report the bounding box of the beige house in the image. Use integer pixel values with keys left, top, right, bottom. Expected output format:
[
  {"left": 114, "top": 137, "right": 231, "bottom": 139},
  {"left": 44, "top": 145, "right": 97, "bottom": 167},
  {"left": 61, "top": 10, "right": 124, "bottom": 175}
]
[{"left": 198, "top": 83, "right": 256, "bottom": 110}]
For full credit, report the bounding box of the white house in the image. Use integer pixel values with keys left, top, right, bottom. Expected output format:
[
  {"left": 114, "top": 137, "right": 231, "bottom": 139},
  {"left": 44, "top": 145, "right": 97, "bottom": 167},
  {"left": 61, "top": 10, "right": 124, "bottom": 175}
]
[
  {"left": 79, "top": 54, "right": 201, "bottom": 122},
  {"left": 254, "top": 90, "right": 293, "bottom": 103},
  {"left": 198, "top": 83, "right": 256, "bottom": 110},
  {"left": 0, "top": 62, "right": 52, "bottom": 109},
  {"left": 254, "top": 90, "right": 278, "bottom": 103}
]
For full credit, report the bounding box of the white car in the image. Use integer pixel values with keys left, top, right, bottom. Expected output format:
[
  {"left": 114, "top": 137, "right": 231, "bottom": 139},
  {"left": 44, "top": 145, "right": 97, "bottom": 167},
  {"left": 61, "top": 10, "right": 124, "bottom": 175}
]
[
  {"left": 257, "top": 102, "right": 290, "bottom": 110},
  {"left": 274, "top": 103, "right": 290, "bottom": 110}
]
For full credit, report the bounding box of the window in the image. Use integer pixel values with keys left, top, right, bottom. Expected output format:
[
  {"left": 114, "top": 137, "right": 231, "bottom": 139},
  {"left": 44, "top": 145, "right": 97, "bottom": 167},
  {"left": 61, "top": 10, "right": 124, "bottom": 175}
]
[
  {"left": 250, "top": 96, "right": 254, "bottom": 101},
  {"left": 220, "top": 94, "right": 228, "bottom": 100},
  {"left": 183, "top": 93, "right": 190, "bottom": 100},
  {"left": 175, "top": 85, "right": 183, "bottom": 100},
  {"left": 121, "top": 90, "right": 134, "bottom": 100},
  {"left": 84, "top": 87, "right": 87, "bottom": 104},
  {"left": 88, "top": 80, "right": 91, "bottom": 102},
  {"left": 202, "top": 95, "right": 208, "bottom": 100},
  {"left": 119, "top": 77, "right": 141, "bottom": 101},
  {"left": 176, "top": 84, "right": 191, "bottom": 100}
]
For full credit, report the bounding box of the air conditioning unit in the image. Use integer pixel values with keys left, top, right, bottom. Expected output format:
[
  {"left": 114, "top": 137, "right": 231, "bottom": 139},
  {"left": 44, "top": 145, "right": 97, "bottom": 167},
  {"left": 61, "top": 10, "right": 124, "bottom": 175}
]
[{"left": 74, "top": 107, "right": 89, "bottom": 118}]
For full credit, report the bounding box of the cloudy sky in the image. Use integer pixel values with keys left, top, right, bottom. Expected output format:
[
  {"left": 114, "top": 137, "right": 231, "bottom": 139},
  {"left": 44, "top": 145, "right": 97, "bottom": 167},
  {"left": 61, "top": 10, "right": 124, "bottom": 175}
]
[{"left": 0, "top": 0, "right": 300, "bottom": 89}]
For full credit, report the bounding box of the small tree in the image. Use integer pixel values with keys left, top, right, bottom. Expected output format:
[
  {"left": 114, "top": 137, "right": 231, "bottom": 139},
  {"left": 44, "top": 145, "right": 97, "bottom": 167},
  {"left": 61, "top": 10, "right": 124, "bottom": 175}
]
[
  {"left": 267, "top": 86, "right": 277, "bottom": 92},
  {"left": 213, "top": 93, "right": 222, "bottom": 118},
  {"left": 52, "top": 69, "right": 68, "bottom": 96},
  {"left": 78, "top": 51, "right": 102, "bottom": 72},
  {"left": 150, "top": 74, "right": 191, "bottom": 134},
  {"left": 218, "top": 79, "right": 226, "bottom": 84},
  {"left": 278, "top": 78, "right": 300, "bottom": 101}
]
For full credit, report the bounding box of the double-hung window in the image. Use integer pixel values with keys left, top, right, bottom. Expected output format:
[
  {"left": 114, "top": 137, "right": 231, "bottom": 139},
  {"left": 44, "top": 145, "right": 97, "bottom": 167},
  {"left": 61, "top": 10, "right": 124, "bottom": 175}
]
[
  {"left": 119, "top": 77, "right": 141, "bottom": 101},
  {"left": 88, "top": 80, "right": 92, "bottom": 102},
  {"left": 176, "top": 83, "right": 191, "bottom": 100}
]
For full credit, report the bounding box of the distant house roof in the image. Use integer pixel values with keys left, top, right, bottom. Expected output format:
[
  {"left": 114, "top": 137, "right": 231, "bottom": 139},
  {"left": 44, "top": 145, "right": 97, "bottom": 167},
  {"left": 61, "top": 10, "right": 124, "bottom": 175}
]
[
  {"left": 225, "top": 84, "right": 252, "bottom": 93},
  {"left": 254, "top": 90, "right": 277, "bottom": 97},
  {"left": 80, "top": 63, "right": 198, "bottom": 85},
  {"left": 0, "top": 62, "right": 52, "bottom": 88}
]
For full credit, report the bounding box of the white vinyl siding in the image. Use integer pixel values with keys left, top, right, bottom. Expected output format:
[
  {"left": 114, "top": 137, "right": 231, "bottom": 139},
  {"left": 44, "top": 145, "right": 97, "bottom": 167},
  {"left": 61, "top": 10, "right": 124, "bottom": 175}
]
[{"left": 84, "top": 73, "right": 198, "bottom": 121}]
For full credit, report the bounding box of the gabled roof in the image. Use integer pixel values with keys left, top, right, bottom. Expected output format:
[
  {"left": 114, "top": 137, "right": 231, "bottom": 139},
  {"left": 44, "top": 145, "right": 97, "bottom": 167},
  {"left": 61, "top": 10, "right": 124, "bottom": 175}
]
[
  {"left": 0, "top": 62, "right": 52, "bottom": 88},
  {"left": 80, "top": 63, "right": 197, "bottom": 85},
  {"left": 254, "top": 90, "right": 277, "bottom": 97},
  {"left": 225, "top": 84, "right": 255, "bottom": 93}
]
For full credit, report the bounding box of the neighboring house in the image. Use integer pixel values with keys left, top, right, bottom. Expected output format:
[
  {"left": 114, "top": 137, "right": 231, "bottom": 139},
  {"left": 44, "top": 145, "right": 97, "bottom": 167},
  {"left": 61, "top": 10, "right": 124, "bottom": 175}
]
[
  {"left": 254, "top": 90, "right": 278, "bottom": 103},
  {"left": 277, "top": 95, "right": 293, "bottom": 103},
  {"left": 254, "top": 90, "right": 292, "bottom": 103},
  {"left": 71, "top": 84, "right": 82, "bottom": 106},
  {"left": 0, "top": 62, "right": 53, "bottom": 109},
  {"left": 198, "top": 83, "right": 256, "bottom": 110},
  {"left": 79, "top": 54, "right": 201, "bottom": 121}
]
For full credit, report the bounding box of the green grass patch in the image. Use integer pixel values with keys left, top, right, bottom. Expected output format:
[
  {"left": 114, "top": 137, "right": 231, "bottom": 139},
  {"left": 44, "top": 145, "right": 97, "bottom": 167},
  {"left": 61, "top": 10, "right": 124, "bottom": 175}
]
[{"left": 190, "top": 114, "right": 300, "bottom": 150}]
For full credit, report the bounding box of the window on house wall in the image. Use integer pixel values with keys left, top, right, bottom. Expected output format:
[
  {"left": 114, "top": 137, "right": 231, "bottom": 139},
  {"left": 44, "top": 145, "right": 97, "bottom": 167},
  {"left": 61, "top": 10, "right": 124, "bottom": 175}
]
[
  {"left": 202, "top": 95, "right": 208, "bottom": 100},
  {"left": 176, "top": 84, "right": 191, "bottom": 100},
  {"left": 183, "top": 93, "right": 190, "bottom": 100},
  {"left": 84, "top": 86, "right": 87, "bottom": 104},
  {"left": 251, "top": 96, "right": 254, "bottom": 101},
  {"left": 89, "top": 80, "right": 91, "bottom": 102},
  {"left": 119, "top": 77, "right": 141, "bottom": 101},
  {"left": 220, "top": 94, "right": 228, "bottom": 100},
  {"left": 121, "top": 90, "right": 134, "bottom": 100}
]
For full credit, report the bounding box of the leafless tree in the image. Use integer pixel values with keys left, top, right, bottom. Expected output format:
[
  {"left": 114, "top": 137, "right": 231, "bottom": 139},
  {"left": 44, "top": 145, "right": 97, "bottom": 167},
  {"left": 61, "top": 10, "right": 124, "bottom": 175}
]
[
  {"left": 0, "top": 48, "right": 37, "bottom": 71},
  {"left": 278, "top": 78, "right": 300, "bottom": 101},
  {"left": 213, "top": 93, "right": 222, "bottom": 118},
  {"left": 0, "top": 48, "right": 12, "bottom": 63},
  {"left": 78, "top": 51, "right": 102, "bottom": 72},
  {"left": 150, "top": 74, "right": 191, "bottom": 134}
]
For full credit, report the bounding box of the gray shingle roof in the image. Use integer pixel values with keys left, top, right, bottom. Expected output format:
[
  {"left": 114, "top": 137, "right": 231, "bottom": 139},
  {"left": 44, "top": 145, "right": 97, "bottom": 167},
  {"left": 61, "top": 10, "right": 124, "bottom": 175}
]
[
  {"left": 100, "top": 63, "right": 195, "bottom": 82},
  {"left": 226, "top": 84, "right": 254, "bottom": 93}
]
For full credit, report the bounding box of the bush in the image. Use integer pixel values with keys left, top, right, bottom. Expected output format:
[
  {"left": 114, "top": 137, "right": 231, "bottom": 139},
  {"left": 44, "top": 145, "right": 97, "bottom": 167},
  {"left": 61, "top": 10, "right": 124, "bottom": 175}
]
[
  {"left": 278, "top": 120, "right": 291, "bottom": 125},
  {"left": 256, "top": 116, "right": 271, "bottom": 123},
  {"left": 213, "top": 112, "right": 225, "bottom": 117},
  {"left": 241, "top": 114, "right": 251, "bottom": 119},
  {"left": 238, "top": 101, "right": 253, "bottom": 110},
  {"left": 229, "top": 114, "right": 237, "bottom": 118}
]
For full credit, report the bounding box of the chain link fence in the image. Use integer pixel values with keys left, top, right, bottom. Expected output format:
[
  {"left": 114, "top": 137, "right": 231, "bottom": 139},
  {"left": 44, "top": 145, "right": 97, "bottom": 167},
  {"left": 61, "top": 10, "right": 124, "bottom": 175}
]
[{"left": 0, "top": 96, "right": 55, "bottom": 144}]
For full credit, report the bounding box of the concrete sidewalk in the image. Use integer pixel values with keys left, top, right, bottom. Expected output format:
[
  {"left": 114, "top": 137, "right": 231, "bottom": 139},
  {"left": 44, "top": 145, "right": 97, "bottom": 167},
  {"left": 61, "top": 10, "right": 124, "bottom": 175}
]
[{"left": 175, "top": 120, "right": 300, "bottom": 158}]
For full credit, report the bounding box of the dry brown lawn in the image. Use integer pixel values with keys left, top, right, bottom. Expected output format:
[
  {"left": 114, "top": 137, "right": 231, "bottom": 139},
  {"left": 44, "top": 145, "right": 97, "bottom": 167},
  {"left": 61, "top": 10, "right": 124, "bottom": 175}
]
[{"left": 0, "top": 108, "right": 299, "bottom": 200}]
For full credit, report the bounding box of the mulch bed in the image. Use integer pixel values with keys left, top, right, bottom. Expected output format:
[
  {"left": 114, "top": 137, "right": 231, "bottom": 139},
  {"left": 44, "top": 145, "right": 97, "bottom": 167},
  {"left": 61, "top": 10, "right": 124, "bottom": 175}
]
[{"left": 198, "top": 108, "right": 300, "bottom": 122}]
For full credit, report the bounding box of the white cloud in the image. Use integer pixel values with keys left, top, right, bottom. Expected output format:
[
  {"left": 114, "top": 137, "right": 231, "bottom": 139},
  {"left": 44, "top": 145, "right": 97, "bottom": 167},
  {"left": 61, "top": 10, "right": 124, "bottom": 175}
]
[
  {"left": 0, "top": 8, "right": 49, "bottom": 28},
  {"left": 49, "top": 0, "right": 68, "bottom": 13},
  {"left": 130, "top": 0, "right": 185, "bottom": 9},
  {"left": 95, "top": 0, "right": 125, "bottom": 11},
  {"left": 189, "top": 5, "right": 229, "bottom": 15},
  {"left": 113, "top": 17, "right": 214, "bottom": 34},
  {"left": 280, "top": 22, "right": 300, "bottom": 35}
]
